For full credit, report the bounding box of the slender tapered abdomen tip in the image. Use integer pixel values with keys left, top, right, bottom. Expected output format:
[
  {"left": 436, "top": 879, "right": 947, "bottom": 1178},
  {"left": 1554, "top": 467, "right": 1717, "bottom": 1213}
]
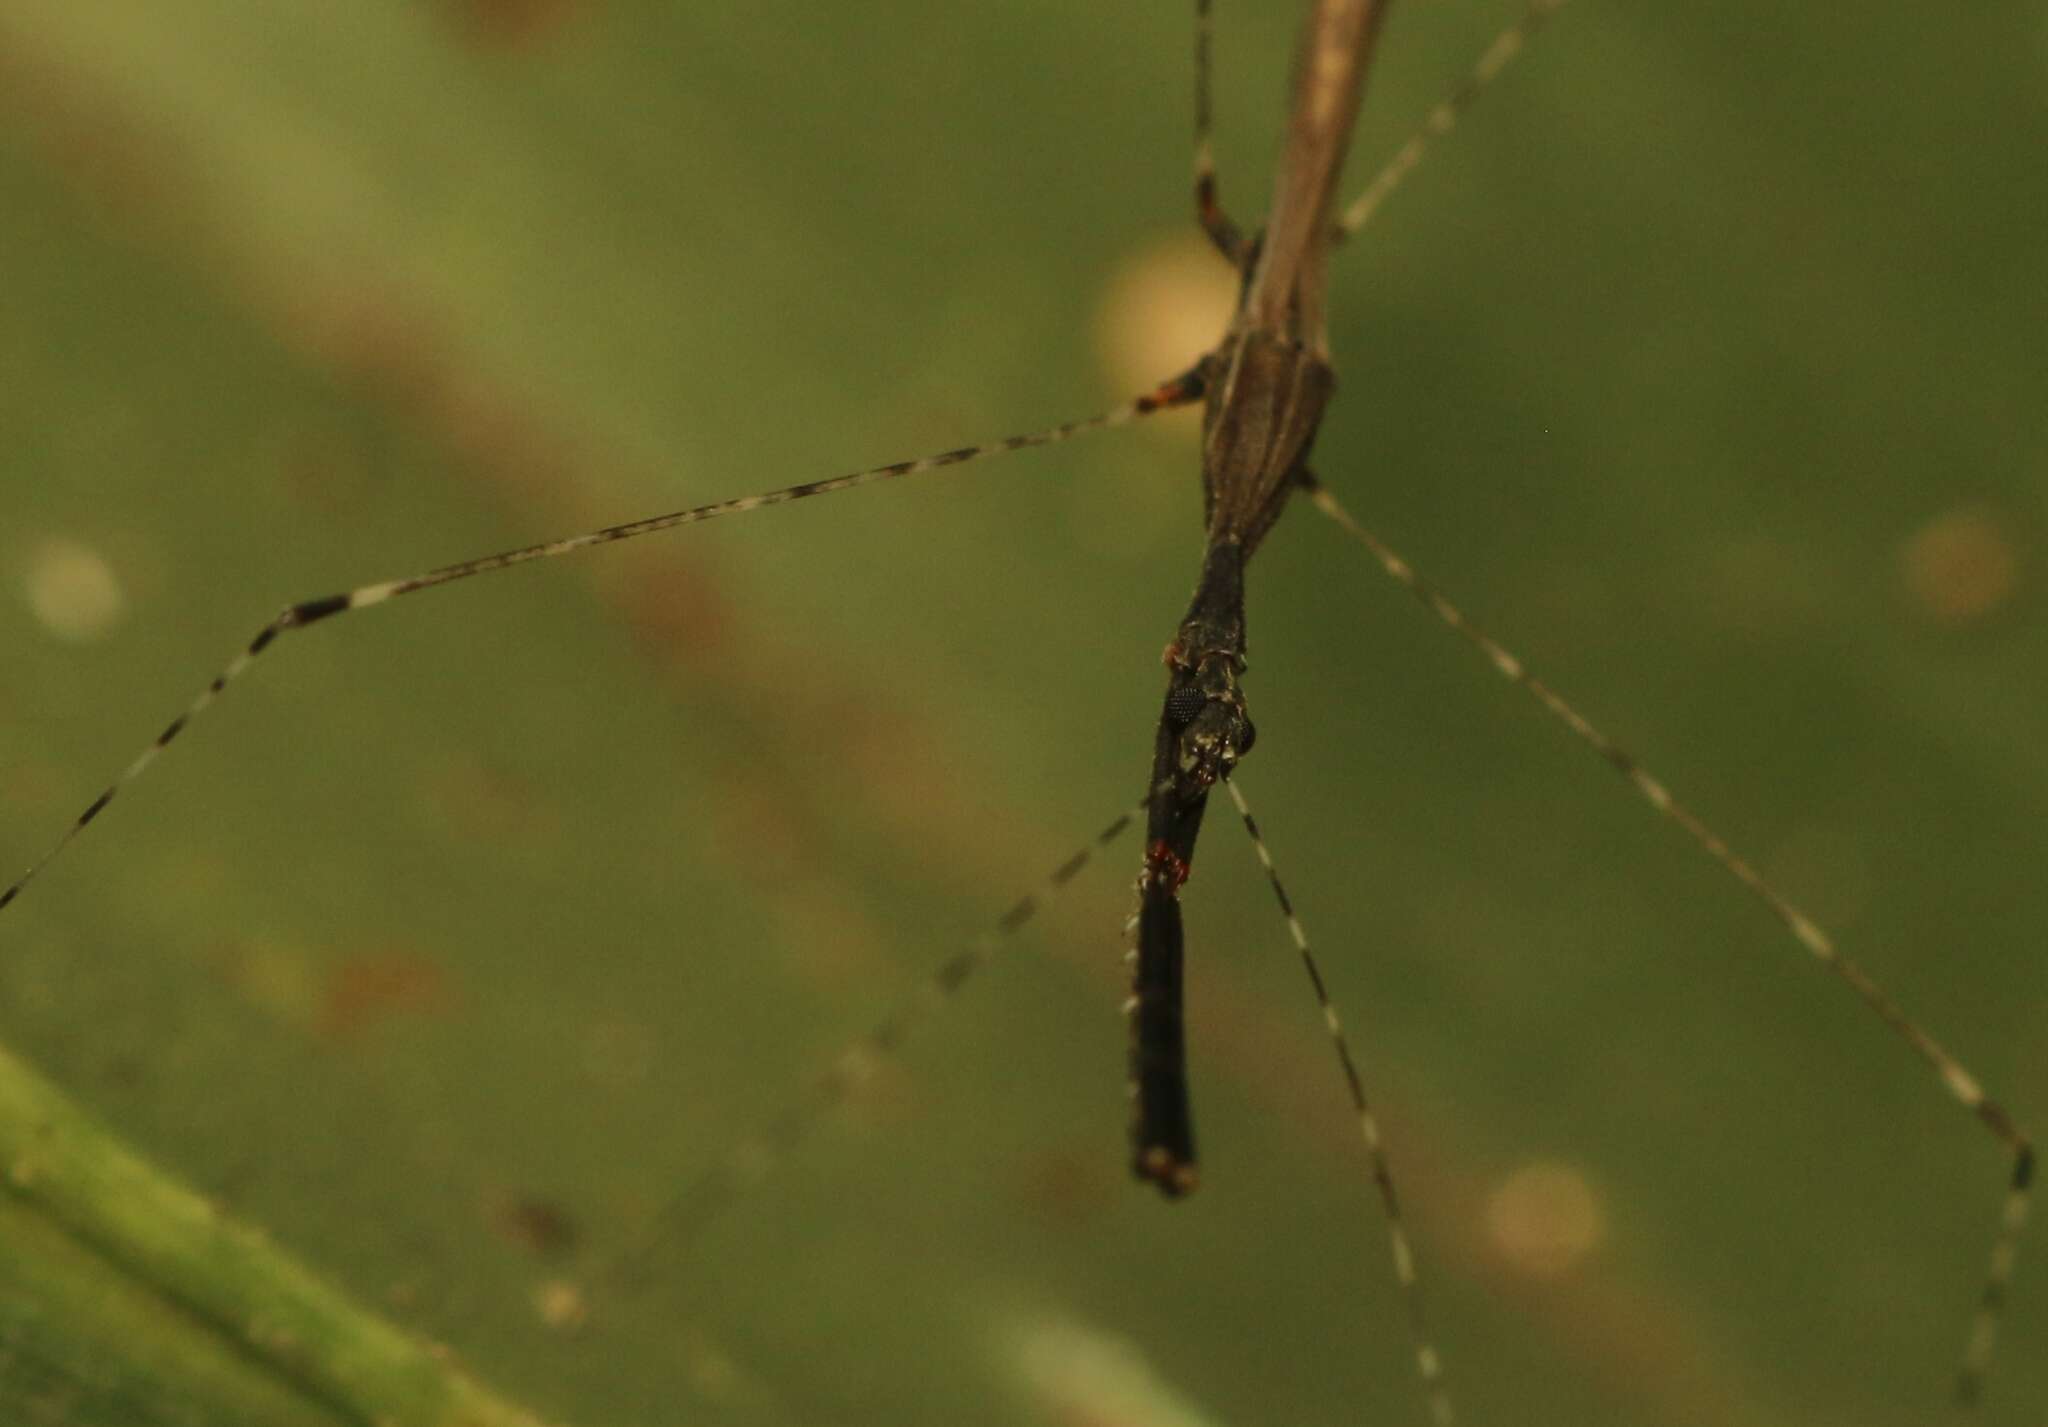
[{"left": 1135, "top": 1145, "right": 1200, "bottom": 1200}]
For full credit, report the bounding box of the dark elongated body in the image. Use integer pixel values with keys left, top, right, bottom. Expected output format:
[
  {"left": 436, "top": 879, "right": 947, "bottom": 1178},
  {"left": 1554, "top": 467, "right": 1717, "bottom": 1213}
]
[{"left": 1130, "top": 0, "right": 1386, "bottom": 1195}]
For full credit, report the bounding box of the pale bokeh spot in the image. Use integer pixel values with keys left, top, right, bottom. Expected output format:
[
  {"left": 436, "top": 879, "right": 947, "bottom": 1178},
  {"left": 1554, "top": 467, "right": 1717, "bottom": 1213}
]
[
  {"left": 1094, "top": 231, "right": 1238, "bottom": 431},
  {"left": 1900, "top": 506, "right": 2022, "bottom": 625},
  {"left": 1484, "top": 1160, "right": 1605, "bottom": 1279},
  {"left": 531, "top": 1277, "right": 588, "bottom": 1332},
  {"left": 1003, "top": 1312, "right": 1223, "bottom": 1427},
  {"left": 1072, "top": 233, "right": 1238, "bottom": 562},
  {"left": 23, "top": 537, "right": 128, "bottom": 643}
]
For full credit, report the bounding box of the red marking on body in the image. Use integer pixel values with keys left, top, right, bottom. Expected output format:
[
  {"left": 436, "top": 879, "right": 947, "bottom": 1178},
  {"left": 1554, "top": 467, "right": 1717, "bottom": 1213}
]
[
  {"left": 1161, "top": 640, "right": 1183, "bottom": 667},
  {"left": 1145, "top": 839, "right": 1191, "bottom": 891},
  {"left": 1139, "top": 373, "right": 1198, "bottom": 413}
]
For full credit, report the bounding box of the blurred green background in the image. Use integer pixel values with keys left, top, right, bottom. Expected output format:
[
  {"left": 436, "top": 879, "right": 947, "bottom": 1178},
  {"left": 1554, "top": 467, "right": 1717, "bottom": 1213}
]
[{"left": 2, "top": 1, "right": 2045, "bottom": 1424}]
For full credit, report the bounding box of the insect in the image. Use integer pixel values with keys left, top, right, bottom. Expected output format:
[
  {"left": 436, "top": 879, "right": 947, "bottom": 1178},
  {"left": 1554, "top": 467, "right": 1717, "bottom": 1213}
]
[{"left": 3, "top": 1, "right": 2043, "bottom": 1424}]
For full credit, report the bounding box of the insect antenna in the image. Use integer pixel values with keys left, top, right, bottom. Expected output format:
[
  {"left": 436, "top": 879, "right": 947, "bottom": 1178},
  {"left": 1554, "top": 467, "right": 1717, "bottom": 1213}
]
[
  {"left": 1300, "top": 471, "right": 2032, "bottom": 1402},
  {"left": 0, "top": 378, "right": 1202, "bottom": 920},
  {"left": 1223, "top": 775, "right": 1452, "bottom": 1426}
]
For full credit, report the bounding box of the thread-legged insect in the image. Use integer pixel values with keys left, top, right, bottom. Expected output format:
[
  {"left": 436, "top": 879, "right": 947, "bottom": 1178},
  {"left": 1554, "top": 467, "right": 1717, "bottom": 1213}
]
[{"left": 2, "top": 2, "right": 2044, "bottom": 1424}]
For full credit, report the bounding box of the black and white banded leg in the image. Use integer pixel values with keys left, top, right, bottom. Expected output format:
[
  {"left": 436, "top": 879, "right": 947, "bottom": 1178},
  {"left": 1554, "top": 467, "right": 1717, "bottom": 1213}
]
[
  {"left": 619, "top": 797, "right": 1149, "bottom": 1266},
  {"left": 1301, "top": 470, "right": 2033, "bottom": 1403},
  {"left": 1224, "top": 775, "right": 1453, "bottom": 1426},
  {"left": 0, "top": 377, "right": 1202, "bottom": 918}
]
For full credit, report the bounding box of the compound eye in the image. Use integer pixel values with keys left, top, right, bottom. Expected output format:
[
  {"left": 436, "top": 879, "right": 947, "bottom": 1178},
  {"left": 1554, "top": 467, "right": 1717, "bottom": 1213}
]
[
  {"left": 1236, "top": 719, "right": 1257, "bottom": 757},
  {"left": 1164, "top": 685, "right": 1205, "bottom": 728}
]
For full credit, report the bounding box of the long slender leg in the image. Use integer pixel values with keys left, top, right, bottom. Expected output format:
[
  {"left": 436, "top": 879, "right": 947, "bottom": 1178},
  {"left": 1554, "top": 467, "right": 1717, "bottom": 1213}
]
[
  {"left": 0, "top": 373, "right": 1203, "bottom": 918},
  {"left": 1193, "top": 0, "right": 1249, "bottom": 261},
  {"left": 1302, "top": 470, "right": 2033, "bottom": 1402},
  {"left": 1224, "top": 776, "right": 1452, "bottom": 1426},
  {"left": 1333, "top": 0, "right": 1569, "bottom": 241},
  {"left": 605, "top": 799, "right": 1145, "bottom": 1283}
]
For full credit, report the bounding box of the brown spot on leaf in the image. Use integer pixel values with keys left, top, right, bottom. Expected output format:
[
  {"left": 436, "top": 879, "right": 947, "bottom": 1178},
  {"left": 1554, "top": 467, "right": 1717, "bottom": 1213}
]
[
  {"left": 316, "top": 949, "right": 452, "bottom": 1039},
  {"left": 1012, "top": 1142, "right": 1117, "bottom": 1231},
  {"left": 1901, "top": 505, "right": 2023, "bottom": 625},
  {"left": 426, "top": 754, "right": 556, "bottom": 848},
  {"left": 489, "top": 1193, "right": 579, "bottom": 1256},
  {"left": 603, "top": 555, "right": 735, "bottom": 667},
  {"left": 444, "top": 0, "right": 583, "bottom": 50}
]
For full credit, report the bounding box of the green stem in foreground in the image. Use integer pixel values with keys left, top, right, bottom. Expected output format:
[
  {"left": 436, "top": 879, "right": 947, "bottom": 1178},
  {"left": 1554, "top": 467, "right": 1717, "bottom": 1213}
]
[{"left": 0, "top": 1038, "right": 563, "bottom": 1427}]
